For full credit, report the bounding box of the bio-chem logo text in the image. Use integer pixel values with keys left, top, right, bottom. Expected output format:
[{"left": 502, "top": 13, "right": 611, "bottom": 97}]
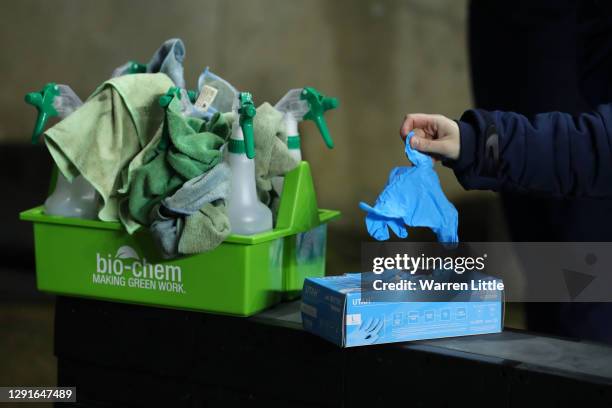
[{"left": 92, "top": 246, "right": 185, "bottom": 294}]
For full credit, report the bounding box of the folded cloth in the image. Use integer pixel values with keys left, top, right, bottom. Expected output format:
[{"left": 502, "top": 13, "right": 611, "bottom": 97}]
[
  {"left": 126, "top": 95, "right": 230, "bottom": 227},
  {"left": 150, "top": 200, "right": 231, "bottom": 258},
  {"left": 149, "top": 206, "right": 184, "bottom": 258},
  {"left": 149, "top": 162, "right": 231, "bottom": 258},
  {"left": 178, "top": 200, "right": 231, "bottom": 255},
  {"left": 163, "top": 162, "right": 231, "bottom": 215},
  {"left": 44, "top": 73, "right": 174, "bottom": 222},
  {"left": 150, "top": 200, "right": 231, "bottom": 259},
  {"left": 359, "top": 131, "right": 459, "bottom": 243}
]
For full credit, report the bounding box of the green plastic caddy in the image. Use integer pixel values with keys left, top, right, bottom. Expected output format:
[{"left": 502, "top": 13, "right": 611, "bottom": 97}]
[{"left": 20, "top": 162, "right": 339, "bottom": 316}]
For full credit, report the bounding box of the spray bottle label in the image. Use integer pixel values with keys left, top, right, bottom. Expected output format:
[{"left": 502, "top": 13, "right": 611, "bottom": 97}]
[{"left": 195, "top": 85, "right": 218, "bottom": 111}]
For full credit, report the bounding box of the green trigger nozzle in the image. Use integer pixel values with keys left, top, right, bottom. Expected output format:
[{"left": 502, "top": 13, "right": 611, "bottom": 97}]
[
  {"left": 301, "top": 86, "right": 339, "bottom": 149},
  {"left": 238, "top": 92, "right": 256, "bottom": 159},
  {"left": 25, "top": 82, "right": 60, "bottom": 144},
  {"left": 127, "top": 61, "right": 147, "bottom": 74}
]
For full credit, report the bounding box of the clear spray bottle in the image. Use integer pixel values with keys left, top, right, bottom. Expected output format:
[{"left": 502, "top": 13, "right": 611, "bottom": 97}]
[
  {"left": 273, "top": 87, "right": 339, "bottom": 192},
  {"left": 25, "top": 83, "right": 100, "bottom": 219},
  {"left": 226, "top": 92, "right": 273, "bottom": 235}
]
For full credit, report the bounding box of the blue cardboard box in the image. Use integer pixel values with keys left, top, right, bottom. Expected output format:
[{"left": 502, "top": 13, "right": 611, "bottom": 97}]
[{"left": 301, "top": 272, "right": 504, "bottom": 347}]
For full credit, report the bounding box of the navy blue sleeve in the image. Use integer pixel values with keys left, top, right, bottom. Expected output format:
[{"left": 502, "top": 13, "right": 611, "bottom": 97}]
[{"left": 444, "top": 105, "right": 612, "bottom": 198}]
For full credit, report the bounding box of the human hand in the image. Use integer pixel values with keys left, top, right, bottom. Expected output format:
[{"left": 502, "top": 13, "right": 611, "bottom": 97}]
[{"left": 400, "top": 113, "right": 460, "bottom": 161}]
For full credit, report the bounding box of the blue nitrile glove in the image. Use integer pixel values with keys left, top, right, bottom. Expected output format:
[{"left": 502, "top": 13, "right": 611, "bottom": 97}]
[
  {"left": 359, "top": 131, "right": 459, "bottom": 243},
  {"left": 347, "top": 317, "right": 384, "bottom": 345}
]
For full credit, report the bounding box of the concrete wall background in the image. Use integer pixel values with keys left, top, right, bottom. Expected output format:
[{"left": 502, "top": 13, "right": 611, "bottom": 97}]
[{"left": 0, "top": 0, "right": 508, "bottom": 238}]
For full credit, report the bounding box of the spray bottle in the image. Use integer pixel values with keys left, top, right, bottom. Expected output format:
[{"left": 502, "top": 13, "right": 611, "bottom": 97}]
[
  {"left": 274, "top": 87, "right": 339, "bottom": 162},
  {"left": 25, "top": 83, "right": 99, "bottom": 219},
  {"left": 226, "top": 92, "right": 273, "bottom": 235},
  {"left": 272, "top": 87, "right": 339, "bottom": 194}
]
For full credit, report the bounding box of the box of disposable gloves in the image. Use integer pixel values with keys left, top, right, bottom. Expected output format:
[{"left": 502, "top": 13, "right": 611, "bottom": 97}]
[{"left": 301, "top": 271, "right": 504, "bottom": 347}]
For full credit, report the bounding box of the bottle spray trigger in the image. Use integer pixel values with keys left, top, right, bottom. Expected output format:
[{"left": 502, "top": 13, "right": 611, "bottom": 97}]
[
  {"left": 25, "top": 83, "right": 61, "bottom": 144},
  {"left": 238, "top": 92, "right": 257, "bottom": 159},
  {"left": 300, "top": 87, "right": 339, "bottom": 149},
  {"left": 126, "top": 61, "right": 147, "bottom": 74}
]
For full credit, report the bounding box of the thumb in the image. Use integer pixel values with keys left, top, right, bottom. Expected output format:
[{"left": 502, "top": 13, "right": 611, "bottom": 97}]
[{"left": 410, "top": 136, "right": 451, "bottom": 157}]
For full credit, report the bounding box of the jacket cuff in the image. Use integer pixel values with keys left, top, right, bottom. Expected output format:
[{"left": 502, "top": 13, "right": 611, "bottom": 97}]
[{"left": 443, "top": 120, "right": 476, "bottom": 173}]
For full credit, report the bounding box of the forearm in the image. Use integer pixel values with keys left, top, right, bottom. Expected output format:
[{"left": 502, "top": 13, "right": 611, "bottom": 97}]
[{"left": 445, "top": 105, "right": 612, "bottom": 198}]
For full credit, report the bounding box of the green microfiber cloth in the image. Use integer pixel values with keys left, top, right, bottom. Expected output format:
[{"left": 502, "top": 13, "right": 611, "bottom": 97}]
[
  {"left": 178, "top": 200, "right": 231, "bottom": 255},
  {"left": 125, "top": 96, "right": 231, "bottom": 227},
  {"left": 148, "top": 199, "right": 230, "bottom": 259},
  {"left": 44, "top": 73, "right": 174, "bottom": 222},
  {"left": 148, "top": 162, "right": 231, "bottom": 258}
]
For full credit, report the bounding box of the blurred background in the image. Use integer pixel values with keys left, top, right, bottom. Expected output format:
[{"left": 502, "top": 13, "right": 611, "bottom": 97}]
[{"left": 0, "top": 0, "right": 518, "bottom": 391}]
